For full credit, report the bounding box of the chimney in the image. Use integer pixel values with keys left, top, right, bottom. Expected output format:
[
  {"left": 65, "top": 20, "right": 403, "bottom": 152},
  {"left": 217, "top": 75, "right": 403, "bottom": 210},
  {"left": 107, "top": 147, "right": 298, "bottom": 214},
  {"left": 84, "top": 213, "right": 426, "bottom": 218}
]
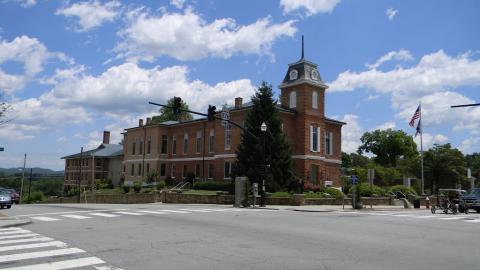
[
  {"left": 103, "top": 131, "right": 110, "bottom": 144},
  {"left": 146, "top": 117, "right": 151, "bottom": 125},
  {"left": 235, "top": 97, "right": 243, "bottom": 109},
  {"left": 139, "top": 119, "right": 144, "bottom": 127}
]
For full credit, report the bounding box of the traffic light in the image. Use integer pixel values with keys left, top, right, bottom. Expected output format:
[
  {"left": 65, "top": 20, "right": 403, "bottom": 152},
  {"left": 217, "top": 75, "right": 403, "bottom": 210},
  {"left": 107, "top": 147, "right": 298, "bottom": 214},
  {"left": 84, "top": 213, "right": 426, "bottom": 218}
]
[
  {"left": 173, "top": 97, "right": 182, "bottom": 115},
  {"left": 207, "top": 105, "right": 216, "bottom": 121}
]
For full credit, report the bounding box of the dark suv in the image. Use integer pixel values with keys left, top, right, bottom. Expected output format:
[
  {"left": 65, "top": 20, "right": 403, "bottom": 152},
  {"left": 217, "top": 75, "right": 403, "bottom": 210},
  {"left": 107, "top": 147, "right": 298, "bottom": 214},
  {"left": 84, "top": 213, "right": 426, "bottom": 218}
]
[{"left": 459, "top": 188, "right": 480, "bottom": 213}]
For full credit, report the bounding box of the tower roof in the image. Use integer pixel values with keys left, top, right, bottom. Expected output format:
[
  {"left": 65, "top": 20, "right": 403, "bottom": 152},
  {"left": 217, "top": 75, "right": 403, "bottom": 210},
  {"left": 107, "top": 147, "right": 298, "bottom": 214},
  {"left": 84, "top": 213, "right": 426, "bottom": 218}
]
[{"left": 279, "top": 35, "right": 327, "bottom": 89}]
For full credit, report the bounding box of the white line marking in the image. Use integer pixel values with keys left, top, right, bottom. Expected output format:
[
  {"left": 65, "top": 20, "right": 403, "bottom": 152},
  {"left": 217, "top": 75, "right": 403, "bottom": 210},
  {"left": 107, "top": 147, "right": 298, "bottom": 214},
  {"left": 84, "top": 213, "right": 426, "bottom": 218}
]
[
  {"left": 0, "top": 230, "right": 32, "bottom": 236},
  {"left": 113, "top": 211, "right": 144, "bottom": 216},
  {"left": 414, "top": 215, "right": 437, "bottom": 219},
  {"left": 0, "top": 237, "right": 53, "bottom": 245},
  {"left": 0, "top": 241, "right": 67, "bottom": 252},
  {"left": 138, "top": 210, "right": 168, "bottom": 215},
  {"left": 178, "top": 209, "right": 214, "bottom": 213},
  {"left": 439, "top": 217, "right": 466, "bottom": 220},
  {"left": 391, "top": 214, "right": 416, "bottom": 217},
  {"left": 0, "top": 234, "right": 40, "bottom": 240},
  {"left": 89, "top": 213, "right": 120, "bottom": 218},
  {"left": 155, "top": 210, "right": 191, "bottom": 214},
  {"left": 464, "top": 219, "right": 480, "bottom": 223},
  {"left": 0, "top": 256, "right": 105, "bottom": 270},
  {"left": 60, "top": 214, "right": 92, "bottom": 220},
  {"left": 0, "top": 228, "right": 23, "bottom": 232},
  {"left": 30, "top": 217, "right": 61, "bottom": 222},
  {"left": 368, "top": 213, "right": 397, "bottom": 216},
  {"left": 0, "top": 247, "right": 85, "bottom": 263},
  {"left": 93, "top": 265, "right": 125, "bottom": 270},
  {"left": 13, "top": 209, "right": 129, "bottom": 218}
]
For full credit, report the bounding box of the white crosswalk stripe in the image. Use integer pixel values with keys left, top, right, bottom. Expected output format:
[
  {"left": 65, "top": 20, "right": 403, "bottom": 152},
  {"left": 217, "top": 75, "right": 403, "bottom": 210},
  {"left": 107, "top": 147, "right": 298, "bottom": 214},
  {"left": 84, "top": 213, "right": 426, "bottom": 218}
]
[
  {"left": 89, "top": 213, "right": 120, "bottom": 218},
  {"left": 137, "top": 210, "right": 168, "bottom": 215},
  {"left": 332, "top": 210, "right": 480, "bottom": 224},
  {"left": 0, "top": 229, "right": 32, "bottom": 236},
  {"left": 60, "top": 214, "right": 92, "bottom": 220},
  {"left": 156, "top": 210, "right": 192, "bottom": 214},
  {"left": 113, "top": 211, "right": 145, "bottom": 216},
  {"left": 30, "top": 217, "right": 61, "bottom": 222},
  {"left": 0, "top": 230, "right": 121, "bottom": 269}
]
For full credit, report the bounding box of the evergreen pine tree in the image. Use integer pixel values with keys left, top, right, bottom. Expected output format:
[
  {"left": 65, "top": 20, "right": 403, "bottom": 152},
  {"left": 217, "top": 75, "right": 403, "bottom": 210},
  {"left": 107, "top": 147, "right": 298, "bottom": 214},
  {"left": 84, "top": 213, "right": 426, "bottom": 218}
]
[{"left": 235, "top": 82, "right": 293, "bottom": 192}]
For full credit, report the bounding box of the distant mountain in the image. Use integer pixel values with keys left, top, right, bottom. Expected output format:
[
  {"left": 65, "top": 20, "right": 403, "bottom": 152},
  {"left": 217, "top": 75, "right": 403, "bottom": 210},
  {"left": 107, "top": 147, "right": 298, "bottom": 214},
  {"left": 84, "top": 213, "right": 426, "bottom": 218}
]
[{"left": 0, "top": 167, "right": 64, "bottom": 176}]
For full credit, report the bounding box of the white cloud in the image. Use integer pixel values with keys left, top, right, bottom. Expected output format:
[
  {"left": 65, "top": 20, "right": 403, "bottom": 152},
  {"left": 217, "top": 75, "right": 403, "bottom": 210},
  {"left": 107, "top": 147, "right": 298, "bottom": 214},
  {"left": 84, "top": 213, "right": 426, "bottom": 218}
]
[
  {"left": 413, "top": 133, "right": 449, "bottom": 150},
  {"left": 0, "top": 36, "right": 70, "bottom": 94},
  {"left": 339, "top": 114, "right": 362, "bottom": 153},
  {"left": 365, "top": 49, "right": 413, "bottom": 69},
  {"left": 55, "top": 1, "right": 121, "bottom": 32},
  {"left": 170, "top": 0, "right": 186, "bottom": 9},
  {"left": 9, "top": 0, "right": 36, "bottom": 8},
  {"left": 386, "top": 8, "right": 398, "bottom": 21},
  {"left": 115, "top": 8, "right": 297, "bottom": 62},
  {"left": 373, "top": 121, "right": 396, "bottom": 131},
  {"left": 280, "top": 0, "right": 341, "bottom": 16},
  {"left": 460, "top": 137, "right": 479, "bottom": 154}
]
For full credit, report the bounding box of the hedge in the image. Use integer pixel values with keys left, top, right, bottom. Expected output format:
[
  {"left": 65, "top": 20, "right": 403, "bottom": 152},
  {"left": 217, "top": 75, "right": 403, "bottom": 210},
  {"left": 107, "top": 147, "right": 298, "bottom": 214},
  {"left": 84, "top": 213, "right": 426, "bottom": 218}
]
[
  {"left": 349, "top": 183, "right": 386, "bottom": 197},
  {"left": 193, "top": 181, "right": 234, "bottom": 193}
]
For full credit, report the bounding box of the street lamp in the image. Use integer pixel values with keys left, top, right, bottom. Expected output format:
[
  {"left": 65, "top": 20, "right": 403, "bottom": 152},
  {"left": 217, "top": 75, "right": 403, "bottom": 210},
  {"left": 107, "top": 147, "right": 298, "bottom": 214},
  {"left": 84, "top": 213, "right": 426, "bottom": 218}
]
[{"left": 260, "top": 122, "right": 267, "bottom": 207}]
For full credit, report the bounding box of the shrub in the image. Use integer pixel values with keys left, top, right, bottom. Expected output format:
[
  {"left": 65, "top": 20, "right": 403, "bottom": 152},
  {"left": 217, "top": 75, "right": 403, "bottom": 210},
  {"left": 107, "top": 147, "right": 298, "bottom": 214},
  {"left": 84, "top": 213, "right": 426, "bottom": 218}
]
[
  {"left": 122, "top": 185, "right": 130, "bottom": 194},
  {"left": 156, "top": 181, "right": 166, "bottom": 190},
  {"left": 388, "top": 185, "right": 418, "bottom": 197},
  {"left": 141, "top": 187, "right": 153, "bottom": 193},
  {"left": 95, "top": 179, "right": 113, "bottom": 190},
  {"left": 133, "top": 181, "right": 142, "bottom": 193},
  {"left": 324, "top": 187, "right": 344, "bottom": 199},
  {"left": 304, "top": 191, "right": 325, "bottom": 198},
  {"left": 193, "top": 181, "right": 234, "bottom": 193},
  {"left": 349, "top": 183, "right": 386, "bottom": 197},
  {"left": 186, "top": 172, "right": 195, "bottom": 184},
  {"left": 303, "top": 182, "right": 320, "bottom": 193},
  {"left": 22, "top": 191, "right": 45, "bottom": 204},
  {"left": 270, "top": 191, "right": 292, "bottom": 198},
  {"left": 164, "top": 176, "right": 174, "bottom": 187}
]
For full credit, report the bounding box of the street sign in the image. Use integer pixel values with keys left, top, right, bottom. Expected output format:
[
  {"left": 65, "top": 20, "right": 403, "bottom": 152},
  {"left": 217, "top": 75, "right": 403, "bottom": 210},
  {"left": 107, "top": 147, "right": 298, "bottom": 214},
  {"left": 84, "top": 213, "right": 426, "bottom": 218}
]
[
  {"left": 252, "top": 183, "right": 259, "bottom": 197},
  {"left": 221, "top": 109, "right": 230, "bottom": 127},
  {"left": 368, "top": 169, "right": 375, "bottom": 184},
  {"left": 350, "top": 175, "right": 358, "bottom": 185},
  {"left": 0, "top": 147, "right": 4, "bottom": 152}
]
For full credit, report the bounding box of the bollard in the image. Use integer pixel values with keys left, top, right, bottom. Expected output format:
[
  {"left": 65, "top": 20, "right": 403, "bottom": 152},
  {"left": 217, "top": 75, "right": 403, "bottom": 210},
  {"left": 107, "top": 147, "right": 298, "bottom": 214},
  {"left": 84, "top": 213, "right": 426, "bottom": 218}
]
[{"left": 425, "top": 196, "right": 430, "bottom": 209}]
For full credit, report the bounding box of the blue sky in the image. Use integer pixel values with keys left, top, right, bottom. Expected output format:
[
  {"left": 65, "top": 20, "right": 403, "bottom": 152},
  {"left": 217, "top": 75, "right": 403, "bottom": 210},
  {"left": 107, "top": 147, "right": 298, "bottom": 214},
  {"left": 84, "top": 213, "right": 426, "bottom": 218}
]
[{"left": 0, "top": 0, "right": 479, "bottom": 170}]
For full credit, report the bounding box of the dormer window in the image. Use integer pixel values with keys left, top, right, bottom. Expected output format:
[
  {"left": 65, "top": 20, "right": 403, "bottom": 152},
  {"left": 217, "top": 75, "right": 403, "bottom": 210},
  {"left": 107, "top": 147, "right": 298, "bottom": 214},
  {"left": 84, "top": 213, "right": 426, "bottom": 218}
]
[
  {"left": 312, "top": 91, "right": 318, "bottom": 109},
  {"left": 289, "top": 91, "right": 297, "bottom": 108},
  {"left": 289, "top": 69, "right": 298, "bottom": 80}
]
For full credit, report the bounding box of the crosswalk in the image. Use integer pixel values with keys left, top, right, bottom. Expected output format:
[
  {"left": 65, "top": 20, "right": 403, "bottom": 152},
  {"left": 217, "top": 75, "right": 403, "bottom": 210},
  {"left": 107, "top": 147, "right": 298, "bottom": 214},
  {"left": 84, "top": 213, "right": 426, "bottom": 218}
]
[
  {"left": 16, "top": 208, "right": 258, "bottom": 223},
  {"left": 332, "top": 210, "right": 480, "bottom": 224},
  {"left": 0, "top": 227, "right": 121, "bottom": 269}
]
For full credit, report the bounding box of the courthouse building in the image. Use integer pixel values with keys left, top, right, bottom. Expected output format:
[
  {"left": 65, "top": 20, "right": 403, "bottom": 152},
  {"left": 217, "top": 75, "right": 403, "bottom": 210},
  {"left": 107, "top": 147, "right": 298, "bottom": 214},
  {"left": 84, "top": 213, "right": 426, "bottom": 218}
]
[{"left": 122, "top": 53, "right": 345, "bottom": 187}]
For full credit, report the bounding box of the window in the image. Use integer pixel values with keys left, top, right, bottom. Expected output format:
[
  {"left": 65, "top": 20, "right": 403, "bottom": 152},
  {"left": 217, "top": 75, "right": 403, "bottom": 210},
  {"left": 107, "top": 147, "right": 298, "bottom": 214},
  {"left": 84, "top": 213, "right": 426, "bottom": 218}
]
[
  {"left": 146, "top": 163, "right": 150, "bottom": 174},
  {"left": 96, "top": 159, "right": 101, "bottom": 167},
  {"left": 196, "top": 130, "right": 202, "bottom": 153},
  {"left": 209, "top": 129, "right": 215, "bottom": 152},
  {"left": 161, "top": 135, "right": 168, "bottom": 154},
  {"left": 171, "top": 164, "right": 176, "bottom": 178},
  {"left": 183, "top": 132, "right": 189, "bottom": 154},
  {"left": 310, "top": 125, "right": 320, "bottom": 152},
  {"left": 225, "top": 124, "right": 232, "bottom": 150},
  {"left": 123, "top": 165, "right": 126, "bottom": 173},
  {"left": 312, "top": 91, "right": 318, "bottom": 109},
  {"left": 289, "top": 91, "right": 296, "bottom": 108},
  {"left": 132, "top": 142, "right": 136, "bottom": 155},
  {"left": 160, "top": 164, "right": 166, "bottom": 177},
  {"left": 147, "top": 140, "right": 151, "bottom": 154},
  {"left": 131, "top": 164, "right": 134, "bottom": 176},
  {"left": 172, "top": 136, "right": 177, "bottom": 155},
  {"left": 195, "top": 164, "right": 200, "bottom": 179},
  {"left": 224, "top": 161, "right": 232, "bottom": 179},
  {"left": 183, "top": 165, "right": 187, "bottom": 178},
  {"left": 310, "top": 164, "right": 319, "bottom": 184},
  {"left": 139, "top": 141, "right": 143, "bottom": 155},
  {"left": 85, "top": 159, "right": 88, "bottom": 166},
  {"left": 325, "top": 131, "right": 333, "bottom": 155},
  {"left": 208, "top": 164, "right": 214, "bottom": 179},
  {"left": 138, "top": 163, "right": 142, "bottom": 176}
]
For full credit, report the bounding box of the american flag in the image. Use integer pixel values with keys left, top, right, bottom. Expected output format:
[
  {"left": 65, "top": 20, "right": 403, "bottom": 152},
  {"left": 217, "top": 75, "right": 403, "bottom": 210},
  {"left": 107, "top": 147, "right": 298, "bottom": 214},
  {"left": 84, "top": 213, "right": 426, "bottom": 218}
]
[
  {"left": 409, "top": 105, "right": 421, "bottom": 127},
  {"left": 415, "top": 119, "right": 422, "bottom": 137}
]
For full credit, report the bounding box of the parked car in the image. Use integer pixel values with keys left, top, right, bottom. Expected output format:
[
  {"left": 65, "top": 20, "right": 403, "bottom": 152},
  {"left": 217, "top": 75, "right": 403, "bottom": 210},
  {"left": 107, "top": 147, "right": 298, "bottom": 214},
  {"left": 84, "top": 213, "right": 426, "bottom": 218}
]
[
  {"left": 0, "top": 190, "right": 12, "bottom": 209},
  {"left": 459, "top": 188, "right": 480, "bottom": 213},
  {"left": 4, "top": 189, "right": 20, "bottom": 204}
]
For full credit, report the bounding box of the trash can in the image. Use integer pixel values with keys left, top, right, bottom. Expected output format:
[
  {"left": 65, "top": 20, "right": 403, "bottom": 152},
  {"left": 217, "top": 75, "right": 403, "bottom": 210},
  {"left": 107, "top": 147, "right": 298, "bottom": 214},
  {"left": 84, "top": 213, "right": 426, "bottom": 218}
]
[{"left": 413, "top": 198, "right": 421, "bottom": 208}]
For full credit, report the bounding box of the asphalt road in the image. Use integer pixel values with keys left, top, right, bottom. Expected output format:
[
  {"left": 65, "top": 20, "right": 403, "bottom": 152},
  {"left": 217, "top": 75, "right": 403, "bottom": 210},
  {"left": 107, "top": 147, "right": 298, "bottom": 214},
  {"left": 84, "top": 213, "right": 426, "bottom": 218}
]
[{"left": 1, "top": 203, "right": 480, "bottom": 270}]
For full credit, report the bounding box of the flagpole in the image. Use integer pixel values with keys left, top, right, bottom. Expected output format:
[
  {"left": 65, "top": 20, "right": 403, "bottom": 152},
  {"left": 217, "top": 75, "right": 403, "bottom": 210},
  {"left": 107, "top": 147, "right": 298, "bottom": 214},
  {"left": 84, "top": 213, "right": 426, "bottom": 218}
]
[{"left": 419, "top": 101, "right": 425, "bottom": 195}]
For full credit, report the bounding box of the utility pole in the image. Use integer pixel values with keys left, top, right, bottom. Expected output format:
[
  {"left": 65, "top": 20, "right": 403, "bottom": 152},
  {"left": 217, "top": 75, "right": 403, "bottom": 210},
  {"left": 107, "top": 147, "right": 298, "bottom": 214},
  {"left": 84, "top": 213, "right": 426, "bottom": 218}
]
[
  {"left": 27, "top": 168, "right": 32, "bottom": 202},
  {"left": 20, "top": 153, "right": 26, "bottom": 204},
  {"left": 77, "top": 147, "right": 83, "bottom": 203}
]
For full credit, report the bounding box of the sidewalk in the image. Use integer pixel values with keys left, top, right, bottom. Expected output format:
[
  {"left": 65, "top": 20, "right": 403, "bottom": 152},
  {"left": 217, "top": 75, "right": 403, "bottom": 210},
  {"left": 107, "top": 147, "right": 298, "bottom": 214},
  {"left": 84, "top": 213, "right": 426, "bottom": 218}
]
[
  {"left": 0, "top": 213, "right": 31, "bottom": 228},
  {"left": 259, "top": 204, "right": 430, "bottom": 212}
]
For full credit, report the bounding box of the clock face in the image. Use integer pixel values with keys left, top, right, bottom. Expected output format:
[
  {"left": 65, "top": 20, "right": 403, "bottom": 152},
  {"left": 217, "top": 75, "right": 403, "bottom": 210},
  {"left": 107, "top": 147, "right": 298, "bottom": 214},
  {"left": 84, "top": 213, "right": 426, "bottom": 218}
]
[
  {"left": 289, "top": 69, "right": 298, "bottom": 80},
  {"left": 311, "top": 69, "right": 320, "bottom": 80}
]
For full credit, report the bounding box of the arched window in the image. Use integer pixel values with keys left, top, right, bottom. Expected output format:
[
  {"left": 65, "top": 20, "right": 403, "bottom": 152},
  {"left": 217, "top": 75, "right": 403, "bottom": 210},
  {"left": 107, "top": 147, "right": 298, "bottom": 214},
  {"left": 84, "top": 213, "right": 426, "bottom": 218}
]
[
  {"left": 312, "top": 91, "right": 318, "bottom": 109},
  {"left": 289, "top": 91, "right": 297, "bottom": 108}
]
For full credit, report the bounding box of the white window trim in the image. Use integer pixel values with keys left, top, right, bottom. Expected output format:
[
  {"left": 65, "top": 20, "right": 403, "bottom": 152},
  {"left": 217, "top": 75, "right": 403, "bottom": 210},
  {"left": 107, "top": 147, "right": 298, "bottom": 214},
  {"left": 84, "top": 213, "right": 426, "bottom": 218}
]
[
  {"left": 329, "top": 131, "right": 333, "bottom": 155},
  {"left": 196, "top": 130, "right": 202, "bottom": 154},
  {"left": 172, "top": 135, "right": 177, "bottom": 156},
  {"left": 209, "top": 129, "right": 215, "bottom": 153},
  {"left": 312, "top": 91, "right": 318, "bottom": 109},
  {"left": 224, "top": 124, "right": 231, "bottom": 150},
  {"left": 310, "top": 125, "right": 320, "bottom": 153},
  {"left": 289, "top": 91, "right": 297, "bottom": 108}
]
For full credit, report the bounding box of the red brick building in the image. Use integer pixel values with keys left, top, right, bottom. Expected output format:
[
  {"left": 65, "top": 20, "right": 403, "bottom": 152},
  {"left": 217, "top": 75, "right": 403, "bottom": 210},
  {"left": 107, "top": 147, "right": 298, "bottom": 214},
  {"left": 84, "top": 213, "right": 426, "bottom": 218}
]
[{"left": 122, "top": 55, "right": 345, "bottom": 187}]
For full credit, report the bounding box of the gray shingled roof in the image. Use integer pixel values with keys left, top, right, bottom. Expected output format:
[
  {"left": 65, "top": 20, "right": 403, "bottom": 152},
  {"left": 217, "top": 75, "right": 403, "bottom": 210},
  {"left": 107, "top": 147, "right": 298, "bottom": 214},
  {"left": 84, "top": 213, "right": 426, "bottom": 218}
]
[{"left": 61, "top": 144, "right": 123, "bottom": 159}]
